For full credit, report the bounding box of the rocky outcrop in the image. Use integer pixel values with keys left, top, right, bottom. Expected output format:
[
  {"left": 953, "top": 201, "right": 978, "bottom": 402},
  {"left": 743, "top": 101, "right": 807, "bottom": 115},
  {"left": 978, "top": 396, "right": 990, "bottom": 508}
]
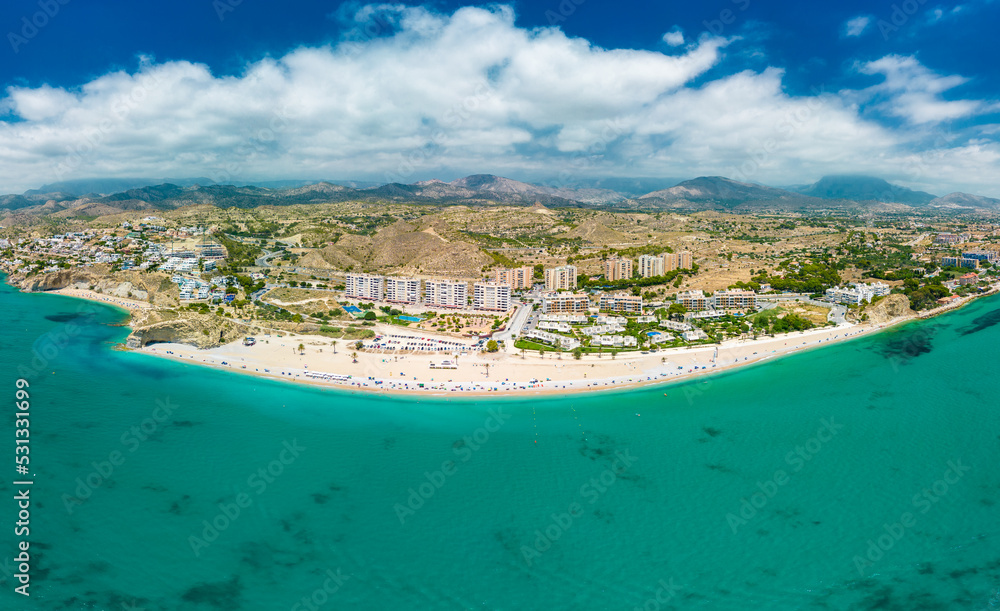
[
  {"left": 17, "top": 268, "right": 177, "bottom": 306},
  {"left": 129, "top": 312, "right": 244, "bottom": 349},
  {"left": 865, "top": 293, "right": 915, "bottom": 325},
  {"left": 21, "top": 267, "right": 105, "bottom": 292}
]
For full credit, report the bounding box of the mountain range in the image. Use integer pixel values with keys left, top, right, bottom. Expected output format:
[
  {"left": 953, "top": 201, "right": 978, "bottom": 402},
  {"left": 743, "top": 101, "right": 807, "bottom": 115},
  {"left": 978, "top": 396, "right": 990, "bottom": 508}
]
[{"left": 2, "top": 174, "right": 998, "bottom": 217}]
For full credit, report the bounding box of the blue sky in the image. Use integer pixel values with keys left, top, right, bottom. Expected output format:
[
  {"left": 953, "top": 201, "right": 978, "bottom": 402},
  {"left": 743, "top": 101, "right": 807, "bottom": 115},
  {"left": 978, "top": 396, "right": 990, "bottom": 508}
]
[{"left": 1, "top": 0, "right": 998, "bottom": 196}]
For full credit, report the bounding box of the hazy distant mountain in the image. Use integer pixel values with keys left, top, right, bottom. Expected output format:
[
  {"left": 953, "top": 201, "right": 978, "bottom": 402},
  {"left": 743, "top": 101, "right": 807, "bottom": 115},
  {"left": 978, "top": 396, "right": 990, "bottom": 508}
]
[
  {"left": 928, "top": 192, "right": 1000, "bottom": 209},
  {"left": 792, "top": 175, "right": 937, "bottom": 205},
  {"left": 637, "top": 176, "right": 822, "bottom": 210},
  {"left": 448, "top": 174, "right": 577, "bottom": 205},
  {"left": 0, "top": 194, "right": 38, "bottom": 211},
  {"left": 26, "top": 177, "right": 216, "bottom": 197},
  {"left": 363, "top": 174, "right": 583, "bottom": 206},
  {"left": 4, "top": 173, "right": 999, "bottom": 216},
  {"left": 536, "top": 176, "right": 685, "bottom": 196}
]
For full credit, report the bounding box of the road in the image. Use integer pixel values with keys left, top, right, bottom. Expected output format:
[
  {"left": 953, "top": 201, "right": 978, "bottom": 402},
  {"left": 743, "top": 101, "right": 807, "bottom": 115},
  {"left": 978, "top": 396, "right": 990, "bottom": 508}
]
[
  {"left": 254, "top": 250, "right": 283, "bottom": 267},
  {"left": 492, "top": 303, "right": 533, "bottom": 346}
]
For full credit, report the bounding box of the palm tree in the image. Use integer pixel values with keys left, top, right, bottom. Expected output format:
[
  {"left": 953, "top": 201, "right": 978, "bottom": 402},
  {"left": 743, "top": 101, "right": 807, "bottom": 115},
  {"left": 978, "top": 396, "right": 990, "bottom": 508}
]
[
  {"left": 298, "top": 343, "right": 305, "bottom": 354},
  {"left": 331, "top": 340, "right": 337, "bottom": 354},
  {"left": 351, "top": 352, "right": 358, "bottom": 363}
]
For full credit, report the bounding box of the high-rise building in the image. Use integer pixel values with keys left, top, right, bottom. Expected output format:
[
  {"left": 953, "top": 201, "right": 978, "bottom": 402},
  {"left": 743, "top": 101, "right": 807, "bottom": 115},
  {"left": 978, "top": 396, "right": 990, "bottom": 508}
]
[
  {"left": 544, "top": 265, "right": 578, "bottom": 291},
  {"left": 424, "top": 279, "right": 468, "bottom": 308},
  {"left": 604, "top": 257, "right": 633, "bottom": 281},
  {"left": 473, "top": 282, "right": 512, "bottom": 311},
  {"left": 541, "top": 292, "right": 590, "bottom": 314},
  {"left": 385, "top": 277, "right": 421, "bottom": 304},
  {"left": 678, "top": 251, "right": 693, "bottom": 269},
  {"left": 663, "top": 252, "right": 679, "bottom": 272},
  {"left": 493, "top": 266, "right": 534, "bottom": 290},
  {"left": 345, "top": 273, "right": 384, "bottom": 301},
  {"left": 638, "top": 254, "right": 665, "bottom": 278}
]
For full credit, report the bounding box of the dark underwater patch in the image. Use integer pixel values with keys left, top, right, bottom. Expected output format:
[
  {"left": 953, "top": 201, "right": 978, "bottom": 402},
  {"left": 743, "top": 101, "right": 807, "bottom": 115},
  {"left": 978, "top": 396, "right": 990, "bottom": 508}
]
[
  {"left": 877, "top": 328, "right": 934, "bottom": 362},
  {"left": 181, "top": 576, "right": 242, "bottom": 608},
  {"left": 45, "top": 313, "right": 84, "bottom": 323},
  {"left": 959, "top": 308, "right": 1000, "bottom": 336}
]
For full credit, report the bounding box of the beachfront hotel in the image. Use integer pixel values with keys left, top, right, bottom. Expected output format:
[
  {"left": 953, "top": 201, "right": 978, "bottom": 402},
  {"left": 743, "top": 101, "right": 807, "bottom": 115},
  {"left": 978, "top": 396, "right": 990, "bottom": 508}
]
[
  {"left": 599, "top": 293, "right": 643, "bottom": 314},
  {"left": 345, "top": 273, "right": 385, "bottom": 301},
  {"left": 638, "top": 254, "right": 665, "bottom": 278},
  {"left": 385, "top": 277, "right": 421, "bottom": 305},
  {"left": 824, "top": 282, "right": 890, "bottom": 305},
  {"left": 604, "top": 256, "right": 633, "bottom": 281},
  {"left": 473, "top": 281, "right": 512, "bottom": 312},
  {"left": 544, "top": 265, "right": 578, "bottom": 291},
  {"left": 424, "top": 279, "right": 468, "bottom": 309},
  {"left": 493, "top": 266, "right": 534, "bottom": 290},
  {"left": 541, "top": 292, "right": 590, "bottom": 314}
]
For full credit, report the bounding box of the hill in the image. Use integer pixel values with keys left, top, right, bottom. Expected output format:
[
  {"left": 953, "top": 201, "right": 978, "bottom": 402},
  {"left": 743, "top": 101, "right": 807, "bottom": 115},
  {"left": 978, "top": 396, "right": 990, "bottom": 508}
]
[
  {"left": 637, "top": 176, "right": 825, "bottom": 210},
  {"left": 792, "top": 175, "right": 937, "bottom": 205},
  {"left": 927, "top": 192, "right": 1000, "bottom": 210}
]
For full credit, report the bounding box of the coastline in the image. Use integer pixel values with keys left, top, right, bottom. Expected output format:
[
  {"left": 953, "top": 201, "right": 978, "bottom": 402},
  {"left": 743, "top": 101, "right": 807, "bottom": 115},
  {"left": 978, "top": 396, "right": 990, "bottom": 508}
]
[
  {"left": 133, "top": 319, "right": 903, "bottom": 398},
  {"left": 16, "top": 276, "right": 999, "bottom": 398}
]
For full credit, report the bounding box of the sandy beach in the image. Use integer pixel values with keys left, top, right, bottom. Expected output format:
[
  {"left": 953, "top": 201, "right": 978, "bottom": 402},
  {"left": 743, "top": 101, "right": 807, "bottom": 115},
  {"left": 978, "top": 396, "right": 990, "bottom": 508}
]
[
  {"left": 42, "top": 283, "right": 999, "bottom": 397},
  {"left": 50, "top": 287, "right": 153, "bottom": 315},
  {"left": 135, "top": 318, "right": 904, "bottom": 397}
]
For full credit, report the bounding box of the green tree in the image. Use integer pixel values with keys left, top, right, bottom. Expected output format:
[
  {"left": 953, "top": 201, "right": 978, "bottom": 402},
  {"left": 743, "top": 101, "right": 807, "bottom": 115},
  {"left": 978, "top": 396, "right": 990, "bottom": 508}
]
[{"left": 486, "top": 340, "right": 499, "bottom": 352}]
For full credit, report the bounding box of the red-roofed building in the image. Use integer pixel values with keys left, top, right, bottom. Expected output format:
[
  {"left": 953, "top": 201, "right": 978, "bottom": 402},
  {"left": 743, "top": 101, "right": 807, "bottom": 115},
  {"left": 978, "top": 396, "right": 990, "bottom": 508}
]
[{"left": 958, "top": 273, "right": 979, "bottom": 286}]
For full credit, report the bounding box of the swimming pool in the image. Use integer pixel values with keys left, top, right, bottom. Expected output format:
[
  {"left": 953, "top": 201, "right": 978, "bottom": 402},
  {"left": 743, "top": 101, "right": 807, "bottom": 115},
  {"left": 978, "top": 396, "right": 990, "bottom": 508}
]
[{"left": 398, "top": 315, "right": 424, "bottom": 322}]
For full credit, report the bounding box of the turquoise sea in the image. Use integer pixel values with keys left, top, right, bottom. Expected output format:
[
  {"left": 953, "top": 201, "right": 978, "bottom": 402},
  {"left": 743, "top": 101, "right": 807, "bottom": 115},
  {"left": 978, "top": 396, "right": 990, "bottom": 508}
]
[{"left": 1, "top": 275, "right": 999, "bottom": 610}]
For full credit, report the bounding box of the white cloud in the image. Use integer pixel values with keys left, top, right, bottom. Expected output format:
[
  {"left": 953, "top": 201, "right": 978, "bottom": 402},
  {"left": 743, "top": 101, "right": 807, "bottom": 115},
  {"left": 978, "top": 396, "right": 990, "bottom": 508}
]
[
  {"left": 0, "top": 6, "right": 997, "bottom": 197},
  {"left": 844, "top": 16, "right": 871, "bottom": 36},
  {"left": 663, "top": 29, "right": 685, "bottom": 47},
  {"left": 856, "top": 54, "right": 990, "bottom": 124}
]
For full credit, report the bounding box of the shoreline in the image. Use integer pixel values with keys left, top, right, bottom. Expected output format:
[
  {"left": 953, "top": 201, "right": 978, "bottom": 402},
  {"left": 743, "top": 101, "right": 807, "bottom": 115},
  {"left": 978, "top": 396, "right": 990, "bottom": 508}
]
[
  {"left": 133, "top": 319, "right": 902, "bottom": 398},
  {"left": 15, "top": 277, "right": 999, "bottom": 398}
]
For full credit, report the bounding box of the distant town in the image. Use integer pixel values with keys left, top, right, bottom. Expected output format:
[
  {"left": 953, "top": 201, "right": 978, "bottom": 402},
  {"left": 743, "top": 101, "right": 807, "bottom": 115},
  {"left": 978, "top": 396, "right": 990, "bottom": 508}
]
[{"left": 2, "top": 200, "right": 999, "bottom": 360}]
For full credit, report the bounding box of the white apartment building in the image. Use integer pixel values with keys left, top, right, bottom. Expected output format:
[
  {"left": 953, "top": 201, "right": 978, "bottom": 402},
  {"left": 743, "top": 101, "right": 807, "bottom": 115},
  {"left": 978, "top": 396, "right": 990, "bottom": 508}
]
[
  {"left": 425, "top": 279, "right": 468, "bottom": 309},
  {"left": 712, "top": 289, "right": 758, "bottom": 310},
  {"left": 824, "top": 282, "right": 891, "bottom": 305},
  {"left": 473, "top": 282, "right": 512, "bottom": 312},
  {"left": 541, "top": 292, "right": 590, "bottom": 314},
  {"left": 385, "top": 277, "right": 421, "bottom": 305},
  {"left": 599, "top": 293, "right": 643, "bottom": 314},
  {"left": 639, "top": 254, "right": 665, "bottom": 278},
  {"left": 345, "top": 273, "right": 384, "bottom": 301},
  {"left": 677, "top": 290, "right": 710, "bottom": 311},
  {"left": 544, "top": 265, "right": 578, "bottom": 291}
]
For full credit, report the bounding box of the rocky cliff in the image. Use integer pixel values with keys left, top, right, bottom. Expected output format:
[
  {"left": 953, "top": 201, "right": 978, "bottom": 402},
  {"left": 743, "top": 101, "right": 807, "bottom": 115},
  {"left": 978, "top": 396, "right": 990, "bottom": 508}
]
[
  {"left": 16, "top": 267, "right": 178, "bottom": 306},
  {"left": 865, "top": 293, "right": 915, "bottom": 324},
  {"left": 129, "top": 311, "right": 245, "bottom": 349}
]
